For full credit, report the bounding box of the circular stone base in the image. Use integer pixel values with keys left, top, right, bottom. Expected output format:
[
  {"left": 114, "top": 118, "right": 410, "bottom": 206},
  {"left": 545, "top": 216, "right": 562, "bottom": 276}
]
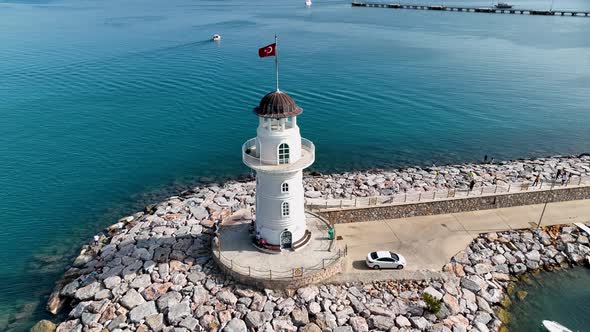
[{"left": 213, "top": 212, "right": 345, "bottom": 289}]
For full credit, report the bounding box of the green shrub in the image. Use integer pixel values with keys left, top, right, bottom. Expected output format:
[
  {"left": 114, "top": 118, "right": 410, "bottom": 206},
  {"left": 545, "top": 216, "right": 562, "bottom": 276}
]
[{"left": 422, "top": 292, "right": 442, "bottom": 314}]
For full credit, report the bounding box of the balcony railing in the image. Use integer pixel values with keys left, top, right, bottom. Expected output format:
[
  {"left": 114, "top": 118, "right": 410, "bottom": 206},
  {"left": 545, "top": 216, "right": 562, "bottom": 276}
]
[{"left": 242, "top": 138, "right": 315, "bottom": 173}]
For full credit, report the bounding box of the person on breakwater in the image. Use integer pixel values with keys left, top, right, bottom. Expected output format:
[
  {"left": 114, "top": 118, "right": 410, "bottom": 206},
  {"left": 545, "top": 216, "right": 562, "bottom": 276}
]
[
  {"left": 533, "top": 173, "right": 541, "bottom": 186},
  {"left": 562, "top": 172, "right": 569, "bottom": 185},
  {"left": 93, "top": 235, "right": 99, "bottom": 246},
  {"left": 469, "top": 179, "right": 476, "bottom": 190}
]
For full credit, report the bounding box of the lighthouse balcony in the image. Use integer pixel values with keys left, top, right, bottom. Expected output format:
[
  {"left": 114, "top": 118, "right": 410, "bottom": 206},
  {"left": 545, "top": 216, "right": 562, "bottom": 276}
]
[{"left": 242, "top": 138, "right": 315, "bottom": 173}]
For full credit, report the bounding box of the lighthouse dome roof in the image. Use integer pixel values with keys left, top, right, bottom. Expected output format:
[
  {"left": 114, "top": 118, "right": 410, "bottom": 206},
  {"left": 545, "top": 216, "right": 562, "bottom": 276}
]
[{"left": 254, "top": 90, "right": 302, "bottom": 118}]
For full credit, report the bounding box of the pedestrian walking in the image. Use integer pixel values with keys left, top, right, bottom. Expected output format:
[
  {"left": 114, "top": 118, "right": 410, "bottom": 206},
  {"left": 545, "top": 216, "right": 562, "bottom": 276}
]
[{"left": 533, "top": 174, "right": 541, "bottom": 186}]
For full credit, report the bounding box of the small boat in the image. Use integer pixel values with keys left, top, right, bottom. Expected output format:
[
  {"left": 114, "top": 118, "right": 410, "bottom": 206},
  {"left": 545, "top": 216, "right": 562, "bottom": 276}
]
[
  {"left": 305, "top": 0, "right": 312, "bottom": 6},
  {"left": 428, "top": 5, "right": 446, "bottom": 10},
  {"left": 542, "top": 320, "right": 573, "bottom": 332},
  {"left": 495, "top": 2, "right": 513, "bottom": 9},
  {"left": 212, "top": 34, "right": 221, "bottom": 41},
  {"left": 475, "top": 7, "right": 495, "bottom": 12}
]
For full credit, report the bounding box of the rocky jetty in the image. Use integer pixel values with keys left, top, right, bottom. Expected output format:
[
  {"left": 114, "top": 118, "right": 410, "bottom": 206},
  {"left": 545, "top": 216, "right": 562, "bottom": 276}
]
[
  {"left": 44, "top": 155, "right": 590, "bottom": 331},
  {"left": 303, "top": 155, "right": 590, "bottom": 199}
]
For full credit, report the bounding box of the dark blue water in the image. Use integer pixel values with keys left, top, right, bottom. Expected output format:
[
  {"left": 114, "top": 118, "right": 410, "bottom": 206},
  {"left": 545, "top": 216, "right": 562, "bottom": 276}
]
[
  {"left": 1, "top": 0, "right": 589, "bottom": 329},
  {"left": 508, "top": 267, "right": 590, "bottom": 331}
]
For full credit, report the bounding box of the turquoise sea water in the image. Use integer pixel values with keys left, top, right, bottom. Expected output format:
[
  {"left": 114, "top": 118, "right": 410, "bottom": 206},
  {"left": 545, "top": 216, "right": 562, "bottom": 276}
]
[
  {"left": 508, "top": 267, "right": 590, "bottom": 331},
  {"left": 1, "top": 0, "right": 590, "bottom": 329}
]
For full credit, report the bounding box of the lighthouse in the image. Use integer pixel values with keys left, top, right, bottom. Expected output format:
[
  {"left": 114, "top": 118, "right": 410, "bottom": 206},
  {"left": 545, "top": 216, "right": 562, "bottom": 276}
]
[{"left": 242, "top": 90, "right": 315, "bottom": 250}]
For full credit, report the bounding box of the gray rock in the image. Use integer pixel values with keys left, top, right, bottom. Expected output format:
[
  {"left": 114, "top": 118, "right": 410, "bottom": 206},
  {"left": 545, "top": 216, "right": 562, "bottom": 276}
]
[
  {"left": 223, "top": 318, "right": 247, "bottom": 332},
  {"left": 60, "top": 280, "right": 79, "bottom": 297},
  {"left": 69, "top": 301, "right": 91, "bottom": 318},
  {"left": 130, "top": 274, "right": 152, "bottom": 289},
  {"left": 300, "top": 323, "right": 322, "bottom": 332},
  {"left": 333, "top": 327, "right": 353, "bottom": 332},
  {"left": 74, "top": 282, "right": 100, "bottom": 301},
  {"left": 474, "top": 312, "right": 492, "bottom": 325},
  {"left": 476, "top": 296, "right": 493, "bottom": 314},
  {"left": 410, "top": 316, "right": 430, "bottom": 330},
  {"left": 190, "top": 205, "right": 209, "bottom": 220},
  {"left": 217, "top": 290, "right": 238, "bottom": 305},
  {"left": 367, "top": 305, "right": 395, "bottom": 317},
  {"left": 272, "top": 316, "right": 297, "bottom": 332},
  {"left": 290, "top": 307, "right": 309, "bottom": 326},
  {"left": 129, "top": 301, "right": 157, "bottom": 323},
  {"left": 308, "top": 302, "right": 321, "bottom": 315},
  {"left": 157, "top": 291, "right": 182, "bottom": 311},
  {"left": 146, "top": 313, "right": 164, "bottom": 332},
  {"left": 460, "top": 277, "right": 481, "bottom": 292},
  {"left": 349, "top": 316, "right": 369, "bottom": 332},
  {"left": 187, "top": 272, "right": 206, "bottom": 284},
  {"left": 297, "top": 286, "right": 319, "bottom": 302},
  {"left": 56, "top": 319, "right": 82, "bottom": 332},
  {"left": 193, "top": 285, "right": 209, "bottom": 305},
  {"left": 121, "top": 289, "right": 146, "bottom": 309},
  {"left": 525, "top": 250, "right": 541, "bottom": 262},
  {"left": 423, "top": 286, "right": 443, "bottom": 301},
  {"left": 368, "top": 315, "right": 395, "bottom": 330},
  {"left": 245, "top": 311, "right": 267, "bottom": 329},
  {"left": 106, "top": 314, "right": 126, "bottom": 330},
  {"left": 511, "top": 263, "right": 527, "bottom": 274},
  {"left": 168, "top": 302, "right": 191, "bottom": 325},
  {"left": 80, "top": 312, "right": 100, "bottom": 327},
  {"left": 180, "top": 317, "right": 200, "bottom": 330},
  {"left": 305, "top": 191, "right": 322, "bottom": 198},
  {"left": 395, "top": 316, "right": 411, "bottom": 327}
]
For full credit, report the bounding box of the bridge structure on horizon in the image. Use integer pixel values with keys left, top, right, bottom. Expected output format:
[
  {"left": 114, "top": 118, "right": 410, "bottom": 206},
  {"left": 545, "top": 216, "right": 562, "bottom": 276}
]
[{"left": 351, "top": 2, "right": 590, "bottom": 17}]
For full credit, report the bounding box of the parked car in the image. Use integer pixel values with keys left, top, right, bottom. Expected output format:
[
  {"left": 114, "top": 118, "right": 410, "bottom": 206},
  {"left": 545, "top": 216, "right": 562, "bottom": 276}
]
[{"left": 366, "top": 251, "right": 406, "bottom": 270}]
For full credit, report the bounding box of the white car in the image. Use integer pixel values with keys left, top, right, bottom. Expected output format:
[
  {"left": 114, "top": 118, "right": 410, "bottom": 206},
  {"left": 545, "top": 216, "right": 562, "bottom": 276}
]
[{"left": 366, "top": 251, "right": 406, "bottom": 270}]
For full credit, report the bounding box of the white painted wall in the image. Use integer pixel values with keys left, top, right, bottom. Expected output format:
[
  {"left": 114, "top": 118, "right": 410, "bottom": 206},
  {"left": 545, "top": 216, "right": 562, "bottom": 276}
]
[
  {"left": 246, "top": 115, "right": 313, "bottom": 248},
  {"left": 255, "top": 170, "right": 306, "bottom": 246},
  {"left": 256, "top": 117, "right": 302, "bottom": 165}
]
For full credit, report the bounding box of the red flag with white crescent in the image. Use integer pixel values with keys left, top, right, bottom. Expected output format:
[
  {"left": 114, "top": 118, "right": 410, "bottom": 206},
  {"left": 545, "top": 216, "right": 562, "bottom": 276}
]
[{"left": 258, "top": 43, "right": 276, "bottom": 58}]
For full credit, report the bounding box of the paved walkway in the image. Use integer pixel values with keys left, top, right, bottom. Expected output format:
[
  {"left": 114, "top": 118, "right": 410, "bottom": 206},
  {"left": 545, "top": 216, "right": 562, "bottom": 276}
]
[
  {"left": 217, "top": 212, "right": 340, "bottom": 280},
  {"left": 328, "top": 199, "right": 590, "bottom": 283}
]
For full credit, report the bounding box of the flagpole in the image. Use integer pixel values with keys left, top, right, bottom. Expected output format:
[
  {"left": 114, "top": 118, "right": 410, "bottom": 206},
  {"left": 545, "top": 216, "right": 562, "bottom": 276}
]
[{"left": 275, "top": 34, "right": 279, "bottom": 92}]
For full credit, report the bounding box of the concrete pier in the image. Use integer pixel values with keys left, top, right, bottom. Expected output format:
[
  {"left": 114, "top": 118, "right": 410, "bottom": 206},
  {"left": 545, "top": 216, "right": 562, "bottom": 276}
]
[{"left": 352, "top": 2, "right": 590, "bottom": 17}]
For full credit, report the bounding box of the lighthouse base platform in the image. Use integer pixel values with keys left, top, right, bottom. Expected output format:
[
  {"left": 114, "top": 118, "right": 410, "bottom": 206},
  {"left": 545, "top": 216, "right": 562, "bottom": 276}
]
[{"left": 212, "top": 211, "right": 346, "bottom": 289}]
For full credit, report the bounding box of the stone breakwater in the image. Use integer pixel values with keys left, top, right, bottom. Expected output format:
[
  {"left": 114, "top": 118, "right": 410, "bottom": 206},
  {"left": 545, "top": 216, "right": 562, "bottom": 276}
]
[
  {"left": 45, "top": 221, "right": 590, "bottom": 332},
  {"left": 40, "top": 155, "right": 590, "bottom": 332},
  {"left": 303, "top": 155, "right": 590, "bottom": 199}
]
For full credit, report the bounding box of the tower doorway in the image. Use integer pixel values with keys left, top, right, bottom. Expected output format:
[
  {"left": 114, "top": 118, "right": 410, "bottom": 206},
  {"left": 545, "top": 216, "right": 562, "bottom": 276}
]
[{"left": 280, "top": 230, "right": 292, "bottom": 249}]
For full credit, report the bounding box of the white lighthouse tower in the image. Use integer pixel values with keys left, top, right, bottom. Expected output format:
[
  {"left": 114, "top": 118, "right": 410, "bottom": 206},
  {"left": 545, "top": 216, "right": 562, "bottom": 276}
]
[{"left": 242, "top": 90, "right": 315, "bottom": 250}]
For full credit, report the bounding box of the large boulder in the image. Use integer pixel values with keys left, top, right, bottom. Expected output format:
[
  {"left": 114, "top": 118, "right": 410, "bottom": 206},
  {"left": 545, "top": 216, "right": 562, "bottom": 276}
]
[
  {"left": 31, "top": 320, "right": 57, "bottom": 332},
  {"left": 167, "top": 302, "right": 191, "bottom": 325},
  {"left": 223, "top": 318, "right": 247, "bottom": 332},
  {"left": 129, "top": 301, "right": 157, "bottom": 323}
]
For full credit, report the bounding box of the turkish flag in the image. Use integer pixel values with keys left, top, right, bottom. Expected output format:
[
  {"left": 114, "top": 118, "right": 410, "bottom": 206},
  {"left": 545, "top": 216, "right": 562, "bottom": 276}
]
[{"left": 258, "top": 43, "right": 276, "bottom": 58}]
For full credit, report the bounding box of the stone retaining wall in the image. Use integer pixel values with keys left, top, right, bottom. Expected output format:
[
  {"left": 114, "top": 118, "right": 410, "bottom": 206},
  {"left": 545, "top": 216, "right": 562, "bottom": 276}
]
[
  {"left": 213, "top": 252, "right": 345, "bottom": 290},
  {"left": 318, "top": 186, "right": 590, "bottom": 224}
]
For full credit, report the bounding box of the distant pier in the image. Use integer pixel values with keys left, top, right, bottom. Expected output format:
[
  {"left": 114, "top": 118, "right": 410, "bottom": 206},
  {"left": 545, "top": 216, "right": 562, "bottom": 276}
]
[{"left": 351, "top": 2, "right": 590, "bottom": 17}]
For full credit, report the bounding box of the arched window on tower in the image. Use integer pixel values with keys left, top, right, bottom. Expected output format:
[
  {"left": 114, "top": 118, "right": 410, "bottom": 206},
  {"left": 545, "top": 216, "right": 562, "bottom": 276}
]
[
  {"left": 281, "top": 202, "right": 290, "bottom": 217},
  {"left": 278, "top": 143, "right": 290, "bottom": 164},
  {"left": 281, "top": 182, "right": 289, "bottom": 193}
]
